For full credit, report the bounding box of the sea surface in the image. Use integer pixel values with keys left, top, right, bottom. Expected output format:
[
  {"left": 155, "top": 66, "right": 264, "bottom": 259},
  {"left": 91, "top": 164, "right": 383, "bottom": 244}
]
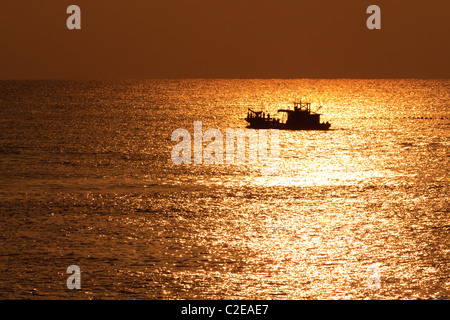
[{"left": 0, "top": 79, "right": 448, "bottom": 299}]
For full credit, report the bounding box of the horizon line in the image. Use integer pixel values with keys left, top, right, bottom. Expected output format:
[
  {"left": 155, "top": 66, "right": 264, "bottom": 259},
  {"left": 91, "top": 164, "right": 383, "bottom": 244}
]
[{"left": 1, "top": 77, "right": 449, "bottom": 81}]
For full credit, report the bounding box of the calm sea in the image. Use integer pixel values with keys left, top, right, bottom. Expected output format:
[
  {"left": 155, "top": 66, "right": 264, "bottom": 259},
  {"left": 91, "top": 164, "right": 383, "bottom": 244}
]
[{"left": 0, "top": 79, "right": 448, "bottom": 299}]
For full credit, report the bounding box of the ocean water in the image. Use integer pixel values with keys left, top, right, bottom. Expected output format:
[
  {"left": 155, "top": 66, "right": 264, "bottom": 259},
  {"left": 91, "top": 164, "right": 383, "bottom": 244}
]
[{"left": 0, "top": 79, "right": 448, "bottom": 299}]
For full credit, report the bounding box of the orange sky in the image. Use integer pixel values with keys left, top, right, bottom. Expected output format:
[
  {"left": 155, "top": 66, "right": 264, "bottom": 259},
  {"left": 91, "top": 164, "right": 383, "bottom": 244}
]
[{"left": 0, "top": 0, "right": 449, "bottom": 79}]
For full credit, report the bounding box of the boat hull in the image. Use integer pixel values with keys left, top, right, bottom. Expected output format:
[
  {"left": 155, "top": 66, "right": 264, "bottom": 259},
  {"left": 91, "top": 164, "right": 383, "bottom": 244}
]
[{"left": 245, "top": 117, "right": 331, "bottom": 130}]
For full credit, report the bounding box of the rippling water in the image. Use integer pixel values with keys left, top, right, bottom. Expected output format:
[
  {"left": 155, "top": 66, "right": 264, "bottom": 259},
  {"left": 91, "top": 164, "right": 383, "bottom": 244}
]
[{"left": 0, "top": 79, "right": 448, "bottom": 299}]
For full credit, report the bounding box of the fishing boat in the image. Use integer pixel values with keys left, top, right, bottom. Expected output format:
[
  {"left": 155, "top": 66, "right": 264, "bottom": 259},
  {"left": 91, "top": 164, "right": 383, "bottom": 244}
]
[{"left": 245, "top": 100, "right": 331, "bottom": 130}]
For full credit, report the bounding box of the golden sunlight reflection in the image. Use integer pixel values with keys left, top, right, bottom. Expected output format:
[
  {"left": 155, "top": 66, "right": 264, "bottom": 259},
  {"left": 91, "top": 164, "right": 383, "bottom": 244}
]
[{"left": 1, "top": 79, "right": 448, "bottom": 299}]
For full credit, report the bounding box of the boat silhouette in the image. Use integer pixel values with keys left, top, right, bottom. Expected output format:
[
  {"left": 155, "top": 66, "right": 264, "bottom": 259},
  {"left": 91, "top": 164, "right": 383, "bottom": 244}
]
[{"left": 245, "top": 100, "right": 331, "bottom": 130}]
